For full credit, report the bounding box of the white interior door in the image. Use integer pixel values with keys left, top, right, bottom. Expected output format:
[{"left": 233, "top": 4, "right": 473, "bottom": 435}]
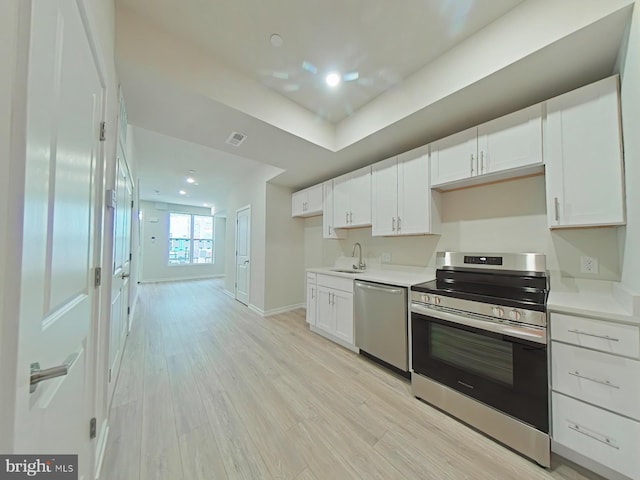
[
  {"left": 14, "top": 1, "right": 104, "bottom": 478},
  {"left": 108, "top": 150, "right": 132, "bottom": 405},
  {"left": 235, "top": 206, "right": 251, "bottom": 305}
]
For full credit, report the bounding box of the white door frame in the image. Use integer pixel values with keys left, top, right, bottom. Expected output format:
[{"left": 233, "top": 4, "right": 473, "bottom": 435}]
[{"left": 235, "top": 205, "right": 251, "bottom": 305}]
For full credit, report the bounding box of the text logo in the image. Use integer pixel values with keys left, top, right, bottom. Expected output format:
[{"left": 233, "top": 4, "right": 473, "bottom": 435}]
[{"left": 0, "top": 455, "right": 77, "bottom": 479}]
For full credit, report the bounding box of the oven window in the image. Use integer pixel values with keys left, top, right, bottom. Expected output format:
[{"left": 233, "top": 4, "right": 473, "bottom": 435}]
[{"left": 430, "top": 323, "right": 514, "bottom": 386}]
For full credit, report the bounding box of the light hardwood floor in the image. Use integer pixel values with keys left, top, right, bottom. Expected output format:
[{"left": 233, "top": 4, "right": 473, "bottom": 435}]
[{"left": 101, "top": 279, "right": 603, "bottom": 480}]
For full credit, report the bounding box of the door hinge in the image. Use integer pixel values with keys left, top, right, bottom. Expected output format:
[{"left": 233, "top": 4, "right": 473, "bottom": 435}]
[
  {"left": 89, "top": 417, "right": 97, "bottom": 439},
  {"left": 127, "top": 306, "right": 130, "bottom": 315},
  {"left": 129, "top": 253, "right": 132, "bottom": 261},
  {"left": 108, "top": 368, "right": 112, "bottom": 382},
  {"left": 131, "top": 200, "right": 134, "bottom": 208},
  {"left": 94, "top": 267, "right": 102, "bottom": 287},
  {"left": 99, "top": 122, "right": 106, "bottom": 141}
]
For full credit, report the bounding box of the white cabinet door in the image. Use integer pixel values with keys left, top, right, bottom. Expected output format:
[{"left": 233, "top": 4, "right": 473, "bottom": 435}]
[
  {"left": 478, "top": 103, "right": 542, "bottom": 175},
  {"left": 371, "top": 157, "right": 398, "bottom": 236},
  {"left": 398, "top": 149, "right": 431, "bottom": 235},
  {"left": 430, "top": 127, "right": 477, "bottom": 186},
  {"left": 291, "top": 190, "right": 306, "bottom": 217},
  {"left": 307, "top": 184, "right": 323, "bottom": 214},
  {"left": 333, "top": 289, "right": 354, "bottom": 344},
  {"left": 545, "top": 76, "right": 625, "bottom": 228},
  {"left": 306, "top": 283, "right": 317, "bottom": 326},
  {"left": 349, "top": 166, "right": 372, "bottom": 227},
  {"left": 332, "top": 173, "right": 351, "bottom": 228},
  {"left": 316, "top": 286, "right": 335, "bottom": 333},
  {"left": 322, "top": 180, "right": 345, "bottom": 239}
]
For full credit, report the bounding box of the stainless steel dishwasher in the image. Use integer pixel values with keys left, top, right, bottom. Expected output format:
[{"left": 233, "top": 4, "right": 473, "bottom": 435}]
[{"left": 354, "top": 280, "right": 408, "bottom": 375}]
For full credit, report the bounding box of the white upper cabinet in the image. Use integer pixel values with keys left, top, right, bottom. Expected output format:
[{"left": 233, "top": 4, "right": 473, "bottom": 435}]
[
  {"left": 430, "top": 104, "right": 543, "bottom": 190},
  {"left": 333, "top": 166, "right": 371, "bottom": 228},
  {"left": 322, "top": 180, "right": 345, "bottom": 239},
  {"left": 430, "top": 127, "right": 477, "bottom": 186},
  {"left": 545, "top": 76, "right": 625, "bottom": 228},
  {"left": 478, "top": 104, "right": 542, "bottom": 174},
  {"left": 291, "top": 183, "right": 323, "bottom": 217},
  {"left": 372, "top": 145, "right": 439, "bottom": 236}
]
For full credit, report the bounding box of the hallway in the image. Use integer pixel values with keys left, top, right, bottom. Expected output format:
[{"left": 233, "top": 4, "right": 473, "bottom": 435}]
[{"left": 101, "top": 279, "right": 598, "bottom": 480}]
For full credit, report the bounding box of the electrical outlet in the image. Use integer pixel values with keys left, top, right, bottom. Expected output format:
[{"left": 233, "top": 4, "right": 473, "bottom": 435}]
[
  {"left": 381, "top": 252, "right": 392, "bottom": 263},
  {"left": 580, "top": 256, "right": 599, "bottom": 274}
]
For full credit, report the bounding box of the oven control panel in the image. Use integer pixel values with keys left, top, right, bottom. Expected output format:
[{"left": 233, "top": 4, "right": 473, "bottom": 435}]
[{"left": 410, "top": 291, "right": 546, "bottom": 328}]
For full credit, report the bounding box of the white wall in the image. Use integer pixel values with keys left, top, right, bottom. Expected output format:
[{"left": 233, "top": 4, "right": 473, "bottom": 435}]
[
  {"left": 140, "top": 200, "right": 225, "bottom": 282},
  {"left": 617, "top": 0, "right": 640, "bottom": 293},
  {"left": 264, "top": 184, "right": 305, "bottom": 312},
  {"left": 304, "top": 175, "right": 622, "bottom": 284}
]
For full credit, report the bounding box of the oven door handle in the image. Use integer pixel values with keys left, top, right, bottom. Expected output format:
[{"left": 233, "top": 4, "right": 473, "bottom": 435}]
[{"left": 411, "top": 302, "right": 547, "bottom": 345}]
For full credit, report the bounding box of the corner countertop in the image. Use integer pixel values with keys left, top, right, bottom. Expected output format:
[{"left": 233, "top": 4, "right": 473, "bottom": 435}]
[
  {"left": 547, "top": 278, "right": 640, "bottom": 326},
  {"left": 306, "top": 266, "right": 435, "bottom": 288}
]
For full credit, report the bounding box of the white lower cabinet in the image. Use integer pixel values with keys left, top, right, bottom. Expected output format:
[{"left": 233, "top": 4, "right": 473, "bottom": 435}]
[
  {"left": 305, "top": 273, "right": 317, "bottom": 326},
  {"left": 313, "top": 274, "right": 354, "bottom": 347},
  {"left": 551, "top": 312, "right": 640, "bottom": 479},
  {"left": 553, "top": 392, "right": 640, "bottom": 480}
]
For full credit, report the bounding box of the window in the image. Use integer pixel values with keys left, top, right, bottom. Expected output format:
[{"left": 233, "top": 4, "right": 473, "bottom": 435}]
[{"left": 169, "top": 213, "right": 213, "bottom": 264}]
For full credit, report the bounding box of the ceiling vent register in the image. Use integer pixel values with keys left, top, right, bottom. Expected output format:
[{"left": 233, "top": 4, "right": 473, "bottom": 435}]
[{"left": 226, "top": 131, "right": 247, "bottom": 147}]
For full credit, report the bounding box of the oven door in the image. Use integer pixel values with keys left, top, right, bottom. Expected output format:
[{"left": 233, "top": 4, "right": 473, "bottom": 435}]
[{"left": 411, "top": 303, "right": 548, "bottom": 432}]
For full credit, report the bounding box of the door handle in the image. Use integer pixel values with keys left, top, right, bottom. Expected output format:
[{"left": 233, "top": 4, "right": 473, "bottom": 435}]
[
  {"left": 30, "top": 352, "right": 78, "bottom": 394},
  {"left": 243, "top": 260, "right": 250, "bottom": 265},
  {"left": 121, "top": 273, "right": 130, "bottom": 279}
]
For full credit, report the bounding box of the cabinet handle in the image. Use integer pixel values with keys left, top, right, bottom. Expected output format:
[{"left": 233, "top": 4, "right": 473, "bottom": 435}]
[
  {"left": 470, "top": 154, "right": 475, "bottom": 176},
  {"left": 392, "top": 218, "right": 396, "bottom": 232},
  {"left": 328, "top": 225, "right": 331, "bottom": 236},
  {"left": 568, "top": 371, "right": 619, "bottom": 389},
  {"left": 397, "top": 217, "right": 401, "bottom": 231},
  {"left": 328, "top": 292, "right": 331, "bottom": 305},
  {"left": 311, "top": 288, "right": 314, "bottom": 300},
  {"left": 480, "top": 151, "right": 484, "bottom": 174},
  {"left": 567, "top": 422, "right": 619, "bottom": 450},
  {"left": 567, "top": 329, "right": 619, "bottom": 342},
  {"left": 350, "top": 211, "right": 353, "bottom": 223},
  {"left": 345, "top": 212, "right": 349, "bottom": 224},
  {"left": 554, "top": 197, "right": 560, "bottom": 222},
  {"left": 331, "top": 292, "right": 335, "bottom": 305}
]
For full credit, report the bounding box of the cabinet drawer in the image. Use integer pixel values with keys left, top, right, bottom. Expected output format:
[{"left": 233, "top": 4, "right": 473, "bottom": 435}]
[
  {"left": 552, "top": 342, "right": 640, "bottom": 420},
  {"left": 552, "top": 392, "right": 640, "bottom": 479},
  {"left": 550, "top": 313, "right": 640, "bottom": 358},
  {"left": 316, "top": 274, "right": 354, "bottom": 293}
]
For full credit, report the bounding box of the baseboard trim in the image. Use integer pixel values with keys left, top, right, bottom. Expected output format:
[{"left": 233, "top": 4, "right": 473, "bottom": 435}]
[
  {"left": 222, "top": 289, "right": 235, "bottom": 299},
  {"left": 140, "top": 274, "right": 223, "bottom": 284},
  {"left": 94, "top": 420, "right": 109, "bottom": 479},
  {"left": 310, "top": 325, "right": 359, "bottom": 353},
  {"left": 248, "top": 303, "right": 305, "bottom": 317}
]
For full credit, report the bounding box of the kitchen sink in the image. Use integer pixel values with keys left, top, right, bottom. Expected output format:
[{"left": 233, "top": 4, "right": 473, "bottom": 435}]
[{"left": 330, "top": 269, "right": 362, "bottom": 274}]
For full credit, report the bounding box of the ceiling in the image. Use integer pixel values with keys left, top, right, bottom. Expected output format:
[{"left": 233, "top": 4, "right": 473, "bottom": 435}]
[{"left": 116, "top": 0, "right": 635, "bottom": 211}]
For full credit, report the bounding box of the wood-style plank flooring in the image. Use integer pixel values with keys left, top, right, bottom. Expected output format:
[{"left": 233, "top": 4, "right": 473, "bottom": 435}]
[{"left": 101, "top": 279, "right": 603, "bottom": 480}]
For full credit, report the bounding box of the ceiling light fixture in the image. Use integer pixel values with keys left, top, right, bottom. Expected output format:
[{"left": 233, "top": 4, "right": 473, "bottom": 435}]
[
  {"left": 270, "top": 34, "right": 283, "bottom": 47},
  {"left": 186, "top": 177, "right": 195, "bottom": 184},
  {"left": 179, "top": 190, "right": 186, "bottom": 195},
  {"left": 326, "top": 72, "right": 341, "bottom": 87}
]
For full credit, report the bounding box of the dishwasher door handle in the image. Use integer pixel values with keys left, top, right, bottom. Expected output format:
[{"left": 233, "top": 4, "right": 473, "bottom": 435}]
[{"left": 355, "top": 281, "right": 402, "bottom": 295}]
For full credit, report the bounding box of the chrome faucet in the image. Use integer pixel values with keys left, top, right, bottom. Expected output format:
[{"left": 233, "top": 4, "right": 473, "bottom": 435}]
[{"left": 352, "top": 242, "right": 366, "bottom": 270}]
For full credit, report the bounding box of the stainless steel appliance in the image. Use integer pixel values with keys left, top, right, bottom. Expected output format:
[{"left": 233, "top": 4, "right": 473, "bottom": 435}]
[
  {"left": 354, "top": 280, "right": 408, "bottom": 375},
  {"left": 410, "top": 252, "right": 550, "bottom": 467}
]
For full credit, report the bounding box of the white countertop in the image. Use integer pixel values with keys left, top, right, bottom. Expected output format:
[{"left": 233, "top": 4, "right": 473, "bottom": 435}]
[
  {"left": 547, "top": 278, "right": 640, "bottom": 325},
  {"left": 306, "top": 266, "right": 435, "bottom": 288}
]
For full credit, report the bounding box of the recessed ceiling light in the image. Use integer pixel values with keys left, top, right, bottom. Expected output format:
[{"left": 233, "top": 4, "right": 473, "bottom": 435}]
[
  {"left": 179, "top": 190, "right": 186, "bottom": 195},
  {"left": 326, "top": 72, "right": 341, "bottom": 87},
  {"left": 270, "top": 34, "right": 283, "bottom": 47},
  {"left": 186, "top": 177, "right": 195, "bottom": 184}
]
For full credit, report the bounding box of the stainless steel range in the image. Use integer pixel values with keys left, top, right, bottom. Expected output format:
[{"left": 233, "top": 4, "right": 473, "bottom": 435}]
[{"left": 410, "top": 252, "right": 550, "bottom": 467}]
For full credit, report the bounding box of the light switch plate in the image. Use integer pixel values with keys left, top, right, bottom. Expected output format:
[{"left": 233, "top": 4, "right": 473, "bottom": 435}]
[{"left": 382, "top": 252, "right": 392, "bottom": 263}]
